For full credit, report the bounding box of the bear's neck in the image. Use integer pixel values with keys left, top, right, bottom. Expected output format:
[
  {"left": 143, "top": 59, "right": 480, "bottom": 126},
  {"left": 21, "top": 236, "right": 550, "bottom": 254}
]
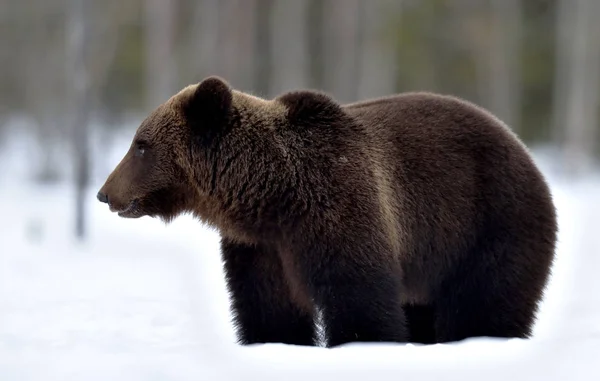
[
  {"left": 194, "top": 98, "right": 310, "bottom": 243},
  {"left": 195, "top": 93, "right": 364, "bottom": 245}
]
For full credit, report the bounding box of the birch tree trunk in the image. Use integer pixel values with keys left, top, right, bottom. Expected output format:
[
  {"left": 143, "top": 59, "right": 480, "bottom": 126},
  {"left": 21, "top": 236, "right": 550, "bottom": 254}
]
[
  {"left": 306, "top": 0, "right": 326, "bottom": 89},
  {"left": 254, "top": 0, "right": 274, "bottom": 97},
  {"left": 27, "top": 3, "right": 65, "bottom": 184},
  {"left": 145, "top": 0, "right": 178, "bottom": 111},
  {"left": 210, "top": 0, "right": 256, "bottom": 90},
  {"left": 322, "top": 0, "right": 362, "bottom": 103},
  {"left": 487, "top": 0, "right": 522, "bottom": 131},
  {"left": 356, "top": 0, "right": 401, "bottom": 100},
  {"left": 189, "top": 0, "right": 221, "bottom": 79},
  {"left": 467, "top": 0, "right": 521, "bottom": 131},
  {"left": 551, "top": 0, "right": 575, "bottom": 149},
  {"left": 268, "top": 0, "right": 309, "bottom": 97},
  {"left": 67, "top": 0, "right": 92, "bottom": 240},
  {"left": 553, "top": 0, "right": 600, "bottom": 175}
]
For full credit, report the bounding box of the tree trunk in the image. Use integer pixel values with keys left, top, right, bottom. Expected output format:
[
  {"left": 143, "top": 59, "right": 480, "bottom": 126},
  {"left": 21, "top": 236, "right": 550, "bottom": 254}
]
[
  {"left": 487, "top": 0, "right": 522, "bottom": 131},
  {"left": 551, "top": 0, "right": 575, "bottom": 149},
  {"left": 268, "top": 0, "right": 309, "bottom": 96},
  {"left": 306, "top": 0, "right": 326, "bottom": 89},
  {"left": 189, "top": 0, "right": 221, "bottom": 79},
  {"left": 203, "top": 0, "right": 255, "bottom": 90},
  {"left": 254, "top": 0, "right": 274, "bottom": 97},
  {"left": 554, "top": 0, "right": 600, "bottom": 175},
  {"left": 322, "top": 0, "right": 362, "bottom": 103},
  {"left": 67, "top": 0, "right": 92, "bottom": 240},
  {"left": 144, "top": 0, "right": 178, "bottom": 111},
  {"left": 356, "top": 0, "right": 401, "bottom": 100}
]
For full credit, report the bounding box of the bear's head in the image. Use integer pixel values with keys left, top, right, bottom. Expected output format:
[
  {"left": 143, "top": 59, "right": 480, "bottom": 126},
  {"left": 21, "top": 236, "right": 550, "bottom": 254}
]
[
  {"left": 96, "top": 76, "right": 234, "bottom": 222},
  {"left": 97, "top": 75, "right": 351, "bottom": 238}
]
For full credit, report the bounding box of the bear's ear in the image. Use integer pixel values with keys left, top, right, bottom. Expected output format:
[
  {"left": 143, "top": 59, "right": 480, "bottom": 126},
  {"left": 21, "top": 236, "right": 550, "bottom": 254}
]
[
  {"left": 276, "top": 90, "right": 346, "bottom": 127},
  {"left": 181, "top": 76, "right": 233, "bottom": 137}
]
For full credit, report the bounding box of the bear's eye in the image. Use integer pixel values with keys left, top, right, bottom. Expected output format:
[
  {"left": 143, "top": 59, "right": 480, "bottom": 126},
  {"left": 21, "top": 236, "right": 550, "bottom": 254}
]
[{"left": 134, "top": 143, "right": 146, "bottom": 157}]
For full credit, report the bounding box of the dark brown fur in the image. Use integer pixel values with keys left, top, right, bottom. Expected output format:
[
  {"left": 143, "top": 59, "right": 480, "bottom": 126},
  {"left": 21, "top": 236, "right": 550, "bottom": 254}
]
[{"left": 98, "top": 76, "right": 557, "bottom": 347}]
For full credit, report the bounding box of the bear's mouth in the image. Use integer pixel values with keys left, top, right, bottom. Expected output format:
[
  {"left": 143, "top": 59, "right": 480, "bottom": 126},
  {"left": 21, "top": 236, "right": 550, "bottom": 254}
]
[{"left": 111, "top": 199, "right": 143, "bottom": 218}]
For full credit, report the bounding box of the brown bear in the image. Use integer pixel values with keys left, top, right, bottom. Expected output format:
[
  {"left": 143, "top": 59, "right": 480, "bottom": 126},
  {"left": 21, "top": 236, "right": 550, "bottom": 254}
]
[{"left": 97, "top": 76, "right": 557, "bottom": 347}]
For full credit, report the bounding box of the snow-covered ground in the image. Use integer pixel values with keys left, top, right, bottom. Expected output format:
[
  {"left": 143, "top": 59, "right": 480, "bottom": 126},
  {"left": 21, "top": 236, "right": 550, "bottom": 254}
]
[{"left": 0, "top": 132, "right": 599, "bottom": 380}]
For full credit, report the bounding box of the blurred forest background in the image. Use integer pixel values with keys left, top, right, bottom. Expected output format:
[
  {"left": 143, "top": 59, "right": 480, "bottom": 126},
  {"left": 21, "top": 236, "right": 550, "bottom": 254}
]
[{"left": 0, "top": 0, "right": 599, "bottom": 239}]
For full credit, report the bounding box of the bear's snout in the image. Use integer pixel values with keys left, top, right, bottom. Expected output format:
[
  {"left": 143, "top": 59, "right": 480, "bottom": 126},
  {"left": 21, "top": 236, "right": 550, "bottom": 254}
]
[{"left": 97, "top": 191, "right": 109, "bottom": 204}]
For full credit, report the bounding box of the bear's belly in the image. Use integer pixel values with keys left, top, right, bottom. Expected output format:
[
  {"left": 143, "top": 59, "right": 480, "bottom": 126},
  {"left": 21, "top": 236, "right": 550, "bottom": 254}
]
[
  {"left": 399, "top": 278, "right": 431, "bottom": 305},
  {"left": 398, "top": 259, "right": 436, "bottom": 305}
]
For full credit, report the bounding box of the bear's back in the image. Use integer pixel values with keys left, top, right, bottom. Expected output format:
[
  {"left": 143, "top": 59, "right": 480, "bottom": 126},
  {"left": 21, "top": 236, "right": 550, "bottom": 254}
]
[
  {"left": 342, "top": 92, "right": 544, "bottom": 207},
  {"left": 343, "top": 92, "right": 521, "bottom": 155},
  {"left": 341, "top": 92, "right": 555, "bottom": 295}
]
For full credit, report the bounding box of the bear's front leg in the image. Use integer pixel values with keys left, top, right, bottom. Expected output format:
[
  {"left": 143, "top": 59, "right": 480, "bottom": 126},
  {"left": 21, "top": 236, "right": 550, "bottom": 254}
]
[
  {"left": 306, "top": 246, "right": 409, "bottom": 347},
  {"left": 220, "top": 237, "right": 317, "bottom": 346}
]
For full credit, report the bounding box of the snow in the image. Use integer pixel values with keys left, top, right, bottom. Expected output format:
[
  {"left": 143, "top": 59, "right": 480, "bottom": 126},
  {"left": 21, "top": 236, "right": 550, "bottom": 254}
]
[{"left": 0, "top": 133, "right": 599, "bottom": 380}]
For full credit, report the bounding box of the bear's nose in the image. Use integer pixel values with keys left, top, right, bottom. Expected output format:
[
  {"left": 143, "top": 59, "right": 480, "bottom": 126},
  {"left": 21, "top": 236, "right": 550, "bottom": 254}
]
[{"left": 97, "top": 191, "right": 109, "bottom": 204}]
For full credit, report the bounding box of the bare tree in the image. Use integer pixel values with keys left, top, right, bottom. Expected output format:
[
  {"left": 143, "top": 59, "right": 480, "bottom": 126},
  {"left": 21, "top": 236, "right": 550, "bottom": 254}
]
[
  {"left": 65, "top": 0, "right": 126, "bottom": 240},
  {"left": 462, "top": 0, "right": 521, "bottom": 129},
  {"left": 27, "top": 3, "right": 67, "bottom": 183},
  {"left": 356, "top": 0, "right": 401, "bottom": 100},
  {"left": 204, "top": 0, "right": 257, "bottom": 90},
  {"left": 306, "top": 0, "right": 326, "bottom": 90},
  {"left": 551, "top": 0, "right": 575, "bottom": 149},
  {"left": 67, "top": 0, "right": 92, "bottom": 240},
  {"left": 268, "top": 0, "right": 309, "bottom": 96},
  {"left": 487, "top": 0, "right": 522, "bottom": 131},
  {"left": 322, "top": 0, "right": 363, "bottom": 103},
  {"left": 145, "top": 0, "right": 178, "bottom": 111},
  {"left": 187, "top": 0, "right": 221, "bottom": 80},
  {"left": 188, "top": 0, "right": 269, "bottom": 95},
  {"left": 553, "top": 0, "right": 600, "bottom": 175},
  {"left": 253, "top": 0, "right": 274, "bottom": 97}
]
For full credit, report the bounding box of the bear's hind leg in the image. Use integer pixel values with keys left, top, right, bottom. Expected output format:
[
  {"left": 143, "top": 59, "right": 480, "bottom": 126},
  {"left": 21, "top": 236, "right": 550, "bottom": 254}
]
[
  {"left": 404, "top": 304, "right": 436, "bottom": 344},
  {"left": 434, "top": 240, "right": 546, "bottom": 343},
  {"left": 221, "top": 238, "right": 316, "bottom": 346}
]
